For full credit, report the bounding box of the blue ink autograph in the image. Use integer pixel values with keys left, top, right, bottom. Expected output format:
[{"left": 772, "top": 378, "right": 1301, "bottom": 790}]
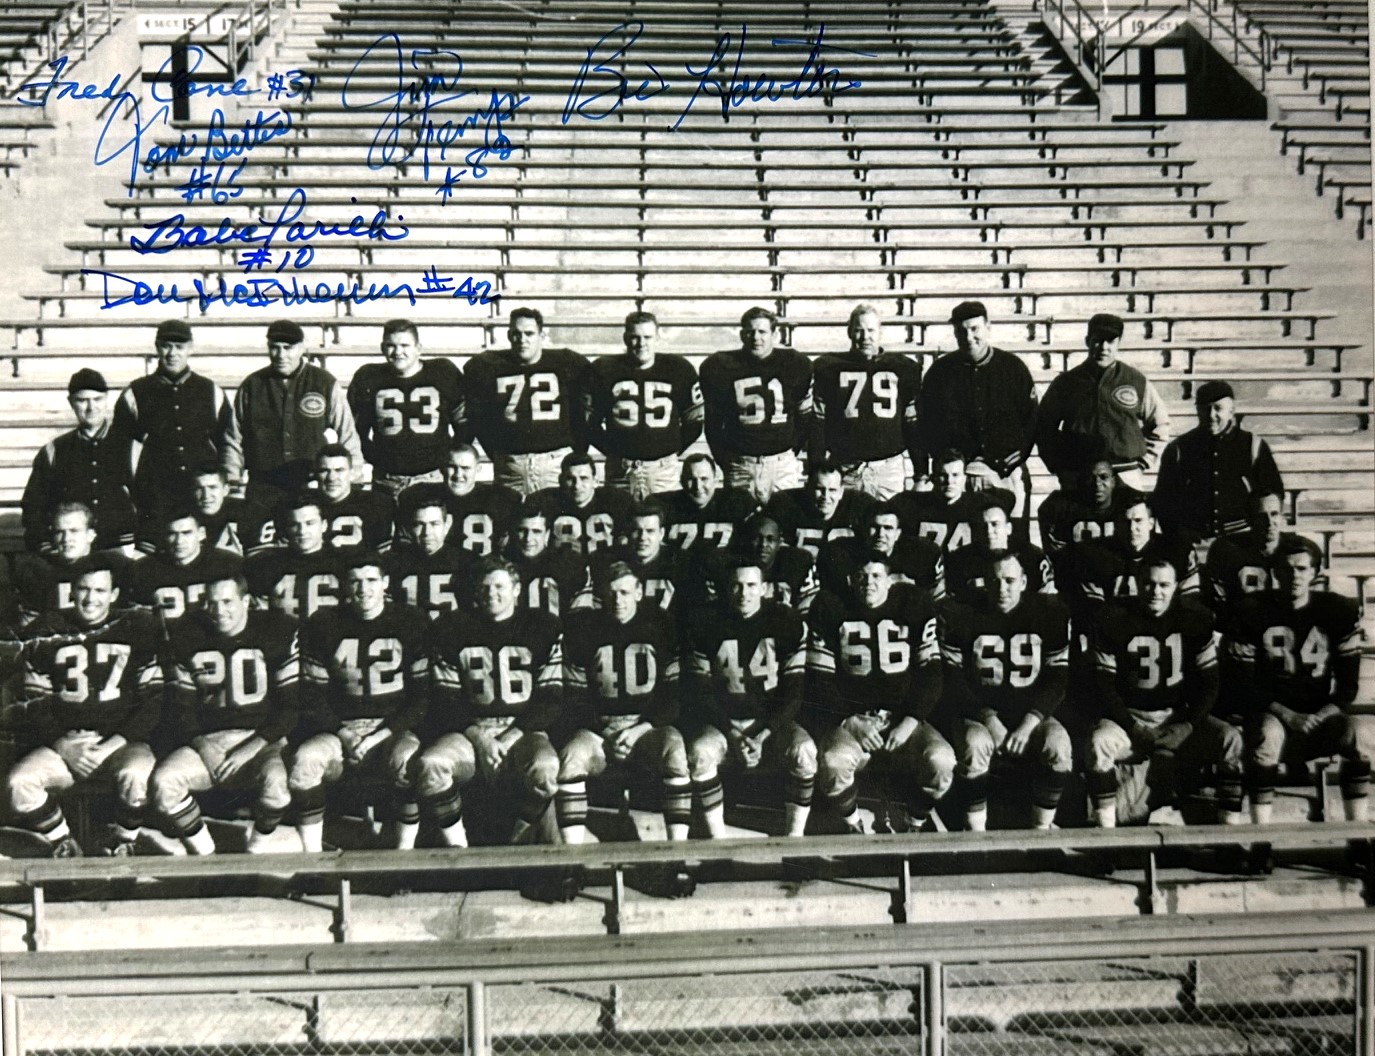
[
  {"left": 127, "top": 188, "right": 410, "bottom": 255},
  {"left": 563, "top": 21, "right": 872, "bottom": 130},
  {"left": 340, "top": 33, "right": 528, "bottom": 184},
  {"left": 82, "top": 266, "right": 498, "bottom": 311}
]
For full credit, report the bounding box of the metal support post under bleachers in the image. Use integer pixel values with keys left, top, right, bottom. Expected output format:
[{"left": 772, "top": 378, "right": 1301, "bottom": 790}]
[
  {"left": 24, "top": 885, "right": 43, "bottom": 952},
  {"left": 923, "top": 961, "right": 945, "bottom": 1056},
  {"left": 467, "top": 981, "right": 488, "bottom": 1056},
  {"left": 332, "top": 878, "right": 351, "bottom": 943},
  {"left": 1362, "top": 945, "right": 1374, "bottom": 1056},
  {"left": 890, "top": 858, "right": 910, "bottom": 924},
  {"left": 1, "top": 993, "right": 19, "bottom": 1056}
]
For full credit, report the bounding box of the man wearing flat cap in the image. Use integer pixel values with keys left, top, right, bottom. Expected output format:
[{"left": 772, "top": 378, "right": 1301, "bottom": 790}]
[
  {"left": 21, "top": 369, "right": 137, "bottom": 552},
  {"left": 1153, "top": 380, "right": 1283, "bottom": 547},
  {"left": 223, "top": 320, "right": 362, "bottom": 506},
  {"left": 918, "top": 301, "right": 1039, "bottom": 516},
  {"left": 1036, "top": 313, "right": 1169, "bottom": 491},
  {"left": 113, "top": 320, "right": 237, "bottom": 515}
]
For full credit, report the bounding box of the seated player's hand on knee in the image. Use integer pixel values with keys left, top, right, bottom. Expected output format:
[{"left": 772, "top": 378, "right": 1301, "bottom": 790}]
[
  {"left": 351, "top": 727, "right": 390, "bottom": 764},
  {"left": 729, "top": 727, "right": 764, "bottom": 768},
  {"left": 842, "top": 715, "right": 885, "bottom": 753},
  {"left": 1001, "top": 715, "right": 1040, "bottom": 759},
  {"left": 213, "top": 737, "right": 265, "bottom": 783},
  {"left": 72, "top": 733, "right": 123, "bottom": 779},
  {"left": 883, "top": 716, "right": 918, "bottom": 754},
  {"left": 609, "top": 722, "right": 650, "bottom": 762}
]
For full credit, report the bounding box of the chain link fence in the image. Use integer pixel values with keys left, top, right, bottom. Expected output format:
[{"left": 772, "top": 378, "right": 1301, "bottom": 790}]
[{"left": 4, "top": 945, "right": 1363, "bottom": 1056}]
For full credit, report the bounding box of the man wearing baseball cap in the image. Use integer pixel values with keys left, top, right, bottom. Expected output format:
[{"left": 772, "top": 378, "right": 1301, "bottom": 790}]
[
  {"left": 918, "top": 301, "right": 1040, "bottom": 518},
  {"left": 223, "top": 320, "right": 362, "bottom": 506},
  {"left": 1153, "top": 379, "right": 1284, "bottom": 546},
  {"left": 21, "top": 369, "right": 137, "bottom": 552},
  {"left": 1036, "top": 313, "right": 1170, "bottom": 491},
  {"left": 113, "top": 320, "right": 237, "bottom": 515}
]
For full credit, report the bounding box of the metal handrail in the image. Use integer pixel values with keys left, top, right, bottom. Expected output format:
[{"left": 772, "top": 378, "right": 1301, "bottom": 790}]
[
  {"left": 1100, "top": 4, "right": 1187, "bottom": 74},
  {"left": 1184, "top": 0, "right": 1272, "bottom": 90}
]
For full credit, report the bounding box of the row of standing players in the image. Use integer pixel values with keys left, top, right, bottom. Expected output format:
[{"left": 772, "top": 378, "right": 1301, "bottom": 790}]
[
  {"left": 1, "top": 431, "right": 1363, "bottom": 862},
  {"left": 22, "top": 300, "right": 1278, "bottom": 560}
]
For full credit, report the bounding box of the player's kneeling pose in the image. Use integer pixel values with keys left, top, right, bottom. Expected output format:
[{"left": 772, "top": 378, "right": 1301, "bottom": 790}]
[
  {"left": 558, "top": 562, "right": 691, "bottom": 844},
  {"left": 808, "top": 552, "right": 953, "bottom": 833},
  {"left": 289, "top": 553, "right": 431, "bottom": 851},
  {"left": 151, "top": 574, "right": 299, "bottom": 854},
  {"left": 420, "top": 558, "right": 564, "bottom": 847},
  {"left": 1088, "top": 558, "right": 1242, "bottom": 827},
  {"left": 1230, "top": 537, "right": 1370, "bottom": 823},
  {"left": 8, "top": 557, "right": 162, "bottom": 856},
  {"left": 940, "top": 551, "right": 1072, "bottom": 830},
  {"left": 684, "top": 561, "right": 816, "bottom": 837}
]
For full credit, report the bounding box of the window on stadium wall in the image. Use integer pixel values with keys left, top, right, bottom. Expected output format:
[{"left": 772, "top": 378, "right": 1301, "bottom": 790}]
[{"left": 1103, "top": 26, "right": 1267, "bottom": 119}]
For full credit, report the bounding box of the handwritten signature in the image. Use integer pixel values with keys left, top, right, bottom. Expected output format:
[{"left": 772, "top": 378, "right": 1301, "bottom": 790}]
[
  {"left": 340, "top": 33, "right": 528, "bottom": 185},
  {"left": 82, "top": 265, "right": 498, "bottom": 311},
  {"left": 563, "top": 21, "right": 871, "bottom": 129},
  {"left": 127, "top": 187, "right": 410, "bottom": 255}
]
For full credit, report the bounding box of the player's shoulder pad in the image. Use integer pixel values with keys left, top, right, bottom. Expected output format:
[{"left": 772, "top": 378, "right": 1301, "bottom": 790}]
[{"left": 1174, "top": 596, "right": 1217, "bottom": 634}]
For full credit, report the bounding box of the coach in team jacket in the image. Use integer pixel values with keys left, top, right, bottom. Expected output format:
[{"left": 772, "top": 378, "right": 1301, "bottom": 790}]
[
  {"left": 1153, "top": 380, "right": 1284, "bottom": 544},
  {"left": 22, "top": 369, "right": 137, "bottom": 553},
  {"left": 113, "top": 320, "right": 237, "bottom": 513},
  {"left": 918, "top": 302, "right": 1038, "bottom": 514},
  {"left": 224, "top": 320, "right": 363, "bottom": 502},
  {"left": 1037, "top": 313, "right": 1169, "bottom": 491}
]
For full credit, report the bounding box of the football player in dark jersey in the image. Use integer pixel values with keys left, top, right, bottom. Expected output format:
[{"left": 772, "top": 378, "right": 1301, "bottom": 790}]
[
  {"left": 1074, "top": 495, "right": 1199, "bottom": 610},
  {"left": 589, "top": 499, "right": 698, "bottom": 618},
  {"left": 1037, "top": 455, "right": 1145, "bottom": 572},
  {"left": 463, "top": 307, "right": 593, "bottom": 496},
  {"left": 765, "top": 460, "right": 874, "bottom": 559},
  {"left": 187, "top": 463, "right": 276, "bottom": 557},
  {"left": 944, "top": 489, "right": 1052, "bottom": 605},
  {"left": 589, "top": 310, "right": 704, "bottom": 499},
  {"left": 810, "top": 304, "right": 921, "bottom": 499},
  {"left": 8, "top": 557, "right": 162, "bottom": 856},
  {"left": 718, "top": 513, "right": 819, "bottom": 613},
  {"left": 347, "top": 319, "right": 467, "bottom": 497},
  {"left": 10, "top": 502, "right": 127, "bottom": 630},
  {"left": 558, "top": 561, "right": 690, "bottom": 844},
  {"left": 808, "top": 552, "right": 953, "bottom": 834},
  {"left": 663, "top": 453, "right": 758, "bottom": 553},
  {"left": 1228, "top": 536, "right": 1370, "bottom": 823},
  {"left": 246, "top": 494, "right": 341, "bottom": 619},
  {"left": 312, "top": 444, "right": 395, "bottom": 552},
  {"left": 1204, "top": 492, "right": 1298, "bottom": 615},
  {"left": 386, "top": 485, "right": 479, "bottom": 619},
  {"left": 819, "top": 502, "right": 944, "bottom": 604},
  {"left": 123, "top": 506, "right": 243, "bottom": 629},
  {"left": 939, "top": 551, "right": 1072, "bottom": 830},
  {"left": 150, "top": 574, "right": 299, "bottom": 854},
  {"left": 419, "top": 557, "right": 564, "bottom": 846},
  {"left": 532, "top": 451, "right": 633, "bottom": 555},
  {"left": 684, "top": 561, "right": 816, "bottom": 838},
  {"left": 504, "top": 502, "right": 593, "bottom": 617},
  {"left": 700, "top": 307, "right": 813, "bottom": 504},
  {"left": 289, "top": 552, "right": 431, "bottom": 851},
  {"left": 1088, "top": 558, "right": 1242, "bottom": 827},
  {"left": 891, "top": 450, "right": 980, "bottom": 554},
  {"left": 442, "top": 442, "right": 522, "bottom": 556}
]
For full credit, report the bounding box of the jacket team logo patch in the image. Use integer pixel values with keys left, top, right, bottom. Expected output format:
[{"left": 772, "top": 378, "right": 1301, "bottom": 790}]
[
  {"left": 298, "top": 392, "right": 327, "bottom": 417},
  {"left": 1112, "top": 385, "right": 1140, "bottom": 409}
]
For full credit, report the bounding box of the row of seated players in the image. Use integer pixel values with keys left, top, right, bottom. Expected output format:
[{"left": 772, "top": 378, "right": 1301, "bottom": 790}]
[{"left": 0, "top": 441, "right": 1363, "bottom": 860}]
